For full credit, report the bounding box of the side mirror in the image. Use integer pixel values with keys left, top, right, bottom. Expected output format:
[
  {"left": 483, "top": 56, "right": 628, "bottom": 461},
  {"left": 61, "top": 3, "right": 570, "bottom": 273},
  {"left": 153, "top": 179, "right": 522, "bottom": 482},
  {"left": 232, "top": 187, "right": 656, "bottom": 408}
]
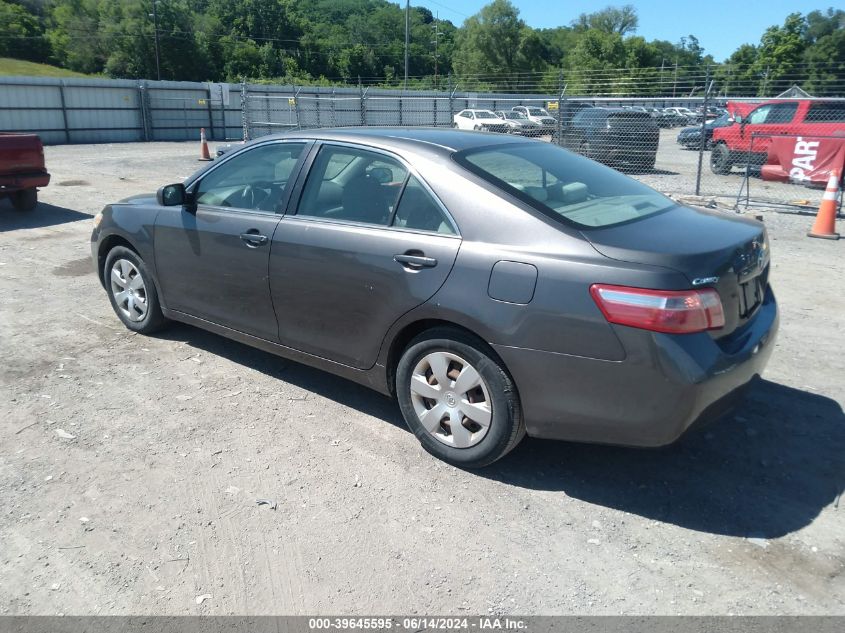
[
  {"left": 734, "top": 114, "right": 743, "bottom": 124},
  {"left": 157, "top": 183, "right": 186, "bottom": 206}
]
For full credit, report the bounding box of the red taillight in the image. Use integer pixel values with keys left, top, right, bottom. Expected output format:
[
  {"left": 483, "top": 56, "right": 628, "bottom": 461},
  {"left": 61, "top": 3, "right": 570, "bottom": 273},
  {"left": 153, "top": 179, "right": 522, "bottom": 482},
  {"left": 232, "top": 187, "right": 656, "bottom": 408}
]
[{"left": 590, "top": 284, "right": 725, "bottom": 334}]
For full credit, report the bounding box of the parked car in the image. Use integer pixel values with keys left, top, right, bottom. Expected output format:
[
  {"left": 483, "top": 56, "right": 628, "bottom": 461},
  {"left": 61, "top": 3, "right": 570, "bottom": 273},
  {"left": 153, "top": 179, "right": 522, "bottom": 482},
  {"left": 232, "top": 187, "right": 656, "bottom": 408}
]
[
  {"left": 710, "top": 99, "right": 845, "bottom": 174},
  {"left": 663, "top": 107, "right": 698, "bottom": 125},
  {"left": 0, "top": 132, "right": 50, "bottom": 211},
  {"left": 92, "top": 128, "right": 778, "bottom": 468},
  {"left": 646, "top": 107, "right": 673, "bottom": 128},
  {"left": 562, "top": 107, "right": 660, "bottom": 169},
  {"left": 494, "top": 110, "right": 541, "bottom": 135},
  {"left": 511, "top": 106, "right": 557, "bottom": 134},
  {"left": 676, "top": 112, "right": 734, "bottom": 150},
  {"left": 452, "top": 109, "right": 509, "bottom": 133}
]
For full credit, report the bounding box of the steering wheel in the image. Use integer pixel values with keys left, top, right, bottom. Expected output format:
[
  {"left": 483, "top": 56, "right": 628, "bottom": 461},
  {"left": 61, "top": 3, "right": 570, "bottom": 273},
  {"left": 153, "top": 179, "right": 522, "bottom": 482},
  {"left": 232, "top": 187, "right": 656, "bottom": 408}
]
[{"left": 241, "top": 183, "right": 274, "bottom": 210}]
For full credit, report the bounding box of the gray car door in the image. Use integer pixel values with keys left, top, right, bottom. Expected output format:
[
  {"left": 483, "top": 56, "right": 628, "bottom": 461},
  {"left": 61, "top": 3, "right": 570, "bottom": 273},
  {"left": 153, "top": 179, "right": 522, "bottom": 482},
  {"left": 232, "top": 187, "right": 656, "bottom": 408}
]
[
  {"left": 270, "top": 143, "right": 461, "bottom": 370},
  {"left": 154, "top": 141, "right": 308, "bottom": 341}
]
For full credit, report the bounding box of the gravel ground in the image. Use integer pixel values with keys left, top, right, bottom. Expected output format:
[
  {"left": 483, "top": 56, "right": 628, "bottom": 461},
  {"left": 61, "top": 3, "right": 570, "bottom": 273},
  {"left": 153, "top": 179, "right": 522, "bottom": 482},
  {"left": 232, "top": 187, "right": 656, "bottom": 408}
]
[{"left": 0, "top": 140, "right": 843, "bottom": 616}]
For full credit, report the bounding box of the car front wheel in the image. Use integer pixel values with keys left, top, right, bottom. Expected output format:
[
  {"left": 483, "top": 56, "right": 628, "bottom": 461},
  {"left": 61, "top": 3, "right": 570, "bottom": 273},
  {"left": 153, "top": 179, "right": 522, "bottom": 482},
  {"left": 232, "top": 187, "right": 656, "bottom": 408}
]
[
  {"left": 710, "top": 143, "right": 732, "bottom": 175},
  {"left": 104, "top": 245, "right": 167, "bottom": 334},
  {"left": 396, "top": 328, "right": 524, "bottom": 468}
]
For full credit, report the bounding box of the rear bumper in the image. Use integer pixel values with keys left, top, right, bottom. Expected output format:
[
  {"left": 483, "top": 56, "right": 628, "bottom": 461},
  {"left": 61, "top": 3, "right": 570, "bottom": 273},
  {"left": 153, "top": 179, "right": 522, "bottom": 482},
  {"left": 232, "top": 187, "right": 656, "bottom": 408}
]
[
  {"left": 493, "top": 286, "right": 779, "bottom": 447},
  {"left": 0, "top": 170, "right": 51, "bottom": 192}
]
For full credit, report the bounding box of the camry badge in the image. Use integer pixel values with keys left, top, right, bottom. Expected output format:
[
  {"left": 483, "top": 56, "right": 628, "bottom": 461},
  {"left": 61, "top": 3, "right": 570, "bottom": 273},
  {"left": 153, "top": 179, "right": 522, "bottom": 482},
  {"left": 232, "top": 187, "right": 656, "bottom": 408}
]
[{"left": 692, "top": 276, "right": 720, "bottom": 286}]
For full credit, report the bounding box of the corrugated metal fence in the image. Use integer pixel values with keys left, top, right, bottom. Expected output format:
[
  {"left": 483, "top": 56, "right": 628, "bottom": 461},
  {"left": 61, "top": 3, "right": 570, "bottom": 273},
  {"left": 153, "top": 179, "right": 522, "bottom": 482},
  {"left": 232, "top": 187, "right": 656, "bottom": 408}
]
[{"left": 0, "top": 77, "right": 243, "bottom": 144}]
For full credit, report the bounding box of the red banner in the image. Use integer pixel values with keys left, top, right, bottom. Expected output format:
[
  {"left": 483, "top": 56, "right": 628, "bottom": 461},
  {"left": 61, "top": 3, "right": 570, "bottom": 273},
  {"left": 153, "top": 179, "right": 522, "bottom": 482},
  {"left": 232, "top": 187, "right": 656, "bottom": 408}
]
[{"left": 761, "top": 136, "right": 845, "bottom": 184}]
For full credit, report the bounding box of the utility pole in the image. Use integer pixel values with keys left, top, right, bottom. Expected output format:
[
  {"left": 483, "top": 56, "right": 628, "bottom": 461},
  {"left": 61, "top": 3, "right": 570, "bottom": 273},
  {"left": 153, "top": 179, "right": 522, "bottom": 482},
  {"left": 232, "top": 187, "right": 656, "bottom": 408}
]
[
  {"left": 404, "top": 0, "right": 410, "bottom": 90},
  {"left": 431, "top": 12, "right": 439, "bottom": 90},
  {"left": 672, "top": 59, "right": 678, "bottom": 98},
  {"left": 150, "top": 0, "right": 161, "bottom": 81}
]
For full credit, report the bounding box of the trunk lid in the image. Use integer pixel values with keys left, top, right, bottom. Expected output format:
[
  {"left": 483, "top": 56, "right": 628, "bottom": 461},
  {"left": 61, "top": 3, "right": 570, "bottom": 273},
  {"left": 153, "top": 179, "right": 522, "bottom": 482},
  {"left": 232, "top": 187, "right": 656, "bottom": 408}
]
[{"left": 581, "top": 205, "right": 769, "bottom": 336}]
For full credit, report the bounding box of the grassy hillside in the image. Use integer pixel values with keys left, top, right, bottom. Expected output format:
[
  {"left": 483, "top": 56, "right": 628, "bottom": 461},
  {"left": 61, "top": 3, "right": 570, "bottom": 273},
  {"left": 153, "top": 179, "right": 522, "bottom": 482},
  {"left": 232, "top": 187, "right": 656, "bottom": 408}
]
[{"left": 0, "top": 58, "right": 94, "bottom": 78}]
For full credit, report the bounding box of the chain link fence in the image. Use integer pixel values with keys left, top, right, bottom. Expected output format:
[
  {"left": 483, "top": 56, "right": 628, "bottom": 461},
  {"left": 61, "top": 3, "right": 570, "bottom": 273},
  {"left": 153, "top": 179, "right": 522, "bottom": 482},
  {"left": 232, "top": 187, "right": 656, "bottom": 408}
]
[{"left": 242, "top": 79, "right": 845, "bottom": 216}]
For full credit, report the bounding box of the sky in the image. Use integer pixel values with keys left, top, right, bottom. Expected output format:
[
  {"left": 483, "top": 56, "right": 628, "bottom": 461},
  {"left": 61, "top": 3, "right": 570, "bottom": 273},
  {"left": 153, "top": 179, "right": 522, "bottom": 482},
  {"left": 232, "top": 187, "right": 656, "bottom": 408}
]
[{"left": 413, "top": 0, "right": 811, "bottom": 62}]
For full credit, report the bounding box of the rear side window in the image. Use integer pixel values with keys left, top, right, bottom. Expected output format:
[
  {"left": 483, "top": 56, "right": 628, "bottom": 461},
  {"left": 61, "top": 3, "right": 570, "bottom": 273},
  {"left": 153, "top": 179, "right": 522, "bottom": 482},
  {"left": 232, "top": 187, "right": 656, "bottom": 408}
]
[
  {"left": 392, "top": 176, "right": 456, "bottom": 235},
  {"left": 297, "top": 145, "right": 408, "bottom": 226},
  {"left": 456, "top": 143, "right": 674, "bottom": 229},
  {"left": 805, "top": 102, "right": 845, "bottom": 123}
]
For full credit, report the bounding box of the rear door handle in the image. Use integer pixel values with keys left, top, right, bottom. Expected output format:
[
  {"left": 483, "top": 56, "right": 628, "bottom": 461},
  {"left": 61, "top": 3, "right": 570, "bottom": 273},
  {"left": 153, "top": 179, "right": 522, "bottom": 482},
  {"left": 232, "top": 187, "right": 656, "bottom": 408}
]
[
  {"left": 240, "top": 231, "right": 268, "bottom": 246},
  {"left": 394, "top": 253, "right": 437, "bottom": 269}
]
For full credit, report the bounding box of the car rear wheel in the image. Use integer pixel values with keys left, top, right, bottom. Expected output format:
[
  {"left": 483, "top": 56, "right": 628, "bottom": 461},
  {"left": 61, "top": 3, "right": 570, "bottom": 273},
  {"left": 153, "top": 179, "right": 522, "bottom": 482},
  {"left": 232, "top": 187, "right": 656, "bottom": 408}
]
[
  {"left": 104, "top": 246, "right": 167, "bottom": 334},
  {"left": 396, "top": 328, "right": 524, "bottom": 468},
  {"left": 710, "top": 143, "right": 732, "bottom": 175},
  {"left": 11, "top": 188, "right": 37, "bottom": 212}
]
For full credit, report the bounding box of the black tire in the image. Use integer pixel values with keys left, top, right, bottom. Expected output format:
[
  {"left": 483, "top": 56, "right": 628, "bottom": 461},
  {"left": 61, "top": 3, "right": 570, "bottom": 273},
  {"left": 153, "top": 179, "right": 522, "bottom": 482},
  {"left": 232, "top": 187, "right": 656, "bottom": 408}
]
[
  {"left": 11, "top": 188, "right": 37, "bottom": 211},
  {"left": 710, "top": 143, "right": 732, "bottom": 175},
  {"left": 396, "top": 327, "right": 524, "bottom": 469},
  {"left": 103, "top": 245, "right": 167, "bottom": 334}
]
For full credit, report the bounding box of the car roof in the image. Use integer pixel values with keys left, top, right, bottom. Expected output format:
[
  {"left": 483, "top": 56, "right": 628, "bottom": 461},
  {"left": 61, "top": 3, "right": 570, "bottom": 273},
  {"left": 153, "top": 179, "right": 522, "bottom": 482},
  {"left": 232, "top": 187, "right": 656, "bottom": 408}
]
[{"left": 252, "top": 127, "right": 536, "bottom": 156}]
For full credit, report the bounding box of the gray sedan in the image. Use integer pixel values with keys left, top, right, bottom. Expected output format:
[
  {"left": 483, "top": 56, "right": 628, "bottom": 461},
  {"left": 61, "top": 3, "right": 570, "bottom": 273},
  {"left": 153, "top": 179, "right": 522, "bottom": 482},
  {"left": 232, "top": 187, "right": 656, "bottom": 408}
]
[{"left": 91, "top": 128, "right": 778, "bottom": 468}]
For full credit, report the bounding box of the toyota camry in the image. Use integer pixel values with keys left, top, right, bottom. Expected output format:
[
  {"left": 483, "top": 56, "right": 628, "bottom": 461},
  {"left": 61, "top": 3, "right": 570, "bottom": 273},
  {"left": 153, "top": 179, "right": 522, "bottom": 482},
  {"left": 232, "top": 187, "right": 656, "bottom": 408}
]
[{"left": 91, "top": 128, "right": 778, "bottom": 468}]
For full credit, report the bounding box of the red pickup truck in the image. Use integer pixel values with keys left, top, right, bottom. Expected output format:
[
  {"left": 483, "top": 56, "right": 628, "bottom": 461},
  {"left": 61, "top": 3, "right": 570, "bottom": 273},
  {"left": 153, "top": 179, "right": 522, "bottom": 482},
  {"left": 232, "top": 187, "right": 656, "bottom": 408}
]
[
  {"left": 0, "top": 133, "right": 51, "bottom": 211},
  {"left": 710, "top": 100, "right": 845, "bottom": 174}
]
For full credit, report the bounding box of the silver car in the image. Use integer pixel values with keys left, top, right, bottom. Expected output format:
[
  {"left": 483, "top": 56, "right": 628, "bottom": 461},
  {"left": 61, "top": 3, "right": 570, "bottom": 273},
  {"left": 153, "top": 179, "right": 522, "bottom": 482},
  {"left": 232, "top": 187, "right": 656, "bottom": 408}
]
[{"left": 494, "top": 110, "right": 541, "bottom": 135}]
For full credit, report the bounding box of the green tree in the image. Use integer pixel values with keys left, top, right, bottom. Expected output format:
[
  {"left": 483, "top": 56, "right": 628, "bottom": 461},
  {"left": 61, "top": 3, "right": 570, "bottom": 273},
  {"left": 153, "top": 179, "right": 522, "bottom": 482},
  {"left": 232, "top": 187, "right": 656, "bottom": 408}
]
[
  {"left": 752, "top": 13, "right": 806, "bottom": 95},
  {"left": 0, "top": 0, "right": 49, "bottom": 61},
  {"left": 46, "top": 0, "right": 102, "bottom": 73},
  {"left": 804, "top": 29, "right": 845, "bottom": 95},
  {"left": 573, "top": 5, "right": 638, "bottom": 37},
  {"left": 452, "top": 0, "right": 547, "bottom": 90}
]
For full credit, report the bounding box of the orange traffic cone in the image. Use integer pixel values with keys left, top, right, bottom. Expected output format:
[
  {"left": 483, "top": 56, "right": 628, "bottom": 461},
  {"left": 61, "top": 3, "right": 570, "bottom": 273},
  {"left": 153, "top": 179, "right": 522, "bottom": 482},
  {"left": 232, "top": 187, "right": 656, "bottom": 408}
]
[
  {"left": 198, "top": 128, "right": 212, "bottom": 162},
  {"left": 807, "top": 169, "right": 841, "bottom": 240}
]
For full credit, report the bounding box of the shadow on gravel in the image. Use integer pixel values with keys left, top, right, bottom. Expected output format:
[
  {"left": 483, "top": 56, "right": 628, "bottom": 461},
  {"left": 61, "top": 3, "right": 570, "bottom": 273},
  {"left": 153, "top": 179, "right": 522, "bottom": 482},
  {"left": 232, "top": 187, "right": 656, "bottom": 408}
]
[
  {"left": 150, "top": 323, "right": 845, "bottom": 539},
  {"left": 157, "top": 323, "right": 406, "bottom": 430},
  {"left": 484, "top": 379, "right": 845, "bottom": 538},
  {"left": 0, "top": 202, "right": 91, "bottom": 231},
  {"left": 619, "top": 167, "right": 680, "bottom": 176}
]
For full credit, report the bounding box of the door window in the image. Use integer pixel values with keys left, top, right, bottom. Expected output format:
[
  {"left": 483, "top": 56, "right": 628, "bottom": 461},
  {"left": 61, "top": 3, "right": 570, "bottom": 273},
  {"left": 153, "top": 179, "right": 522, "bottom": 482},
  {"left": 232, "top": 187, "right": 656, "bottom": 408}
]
[
  {"left": 391, "top": 176, "right": 456, "bottom": 235},
  {"left": 195, "top": 142, "right": 306, "bottom": 212},
  {"left": 297, "top": 145, "right": 409, "bottom": 225},
  {"left": 747, "top": 103, "right": 798, "bottom": 125},
  {"left": 805, "top": 102, "right": 845, "bottom": 123}
]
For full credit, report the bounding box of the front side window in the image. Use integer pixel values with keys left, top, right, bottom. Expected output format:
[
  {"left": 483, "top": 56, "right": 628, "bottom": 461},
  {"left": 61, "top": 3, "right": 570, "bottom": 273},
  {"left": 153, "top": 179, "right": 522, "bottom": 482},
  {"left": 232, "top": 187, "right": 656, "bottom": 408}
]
[
  {"left": 456, "top": 143, "right": 674, "bottom": 229},
  {"left": 297, "top": 145, "right": 408, "bottom": 226},
  {"left": 195, "top": 142, "right": 306, "bottom": 212},
  {"left": 392, "top": 176, "right": 456, "bottom": 235},
  {"left": 748, "top": 103, "right": 798, "bottom": 125}
]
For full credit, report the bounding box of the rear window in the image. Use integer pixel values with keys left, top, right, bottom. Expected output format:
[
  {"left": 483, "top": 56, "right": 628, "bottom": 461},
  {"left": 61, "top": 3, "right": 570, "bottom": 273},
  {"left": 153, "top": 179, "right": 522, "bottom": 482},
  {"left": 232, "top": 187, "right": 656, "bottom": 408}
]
[
  {"left": 607, "top": 111, "right": 652, "bottom": 122},
  {"left": 455, "top": 143, "right": 674, "bottom": 229},
  {"left": 573, "top": 109, "right": 605, "bottom": 124}
]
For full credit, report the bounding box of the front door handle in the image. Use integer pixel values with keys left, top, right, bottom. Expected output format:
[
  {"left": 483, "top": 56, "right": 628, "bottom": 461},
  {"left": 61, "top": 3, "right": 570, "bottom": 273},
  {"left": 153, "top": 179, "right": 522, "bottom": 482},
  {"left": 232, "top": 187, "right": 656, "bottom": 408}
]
[
  {"left": 394, "top": 253, "right": 438, "bottom": 269},
  {"left": 240, "top": 231, "right": 268, "bottom": 247}
]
